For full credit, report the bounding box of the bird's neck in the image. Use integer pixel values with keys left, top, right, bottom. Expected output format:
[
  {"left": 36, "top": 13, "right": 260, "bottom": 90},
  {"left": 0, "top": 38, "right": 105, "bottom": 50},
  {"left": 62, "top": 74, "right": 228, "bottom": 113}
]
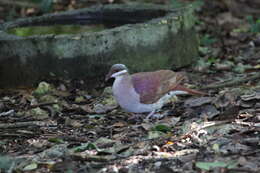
[
  {"left": 115, "top": 73, "right": 131, "bottom": 83},
  {"left": 113, "top": 73, "right": 133, "bottom": 90}
]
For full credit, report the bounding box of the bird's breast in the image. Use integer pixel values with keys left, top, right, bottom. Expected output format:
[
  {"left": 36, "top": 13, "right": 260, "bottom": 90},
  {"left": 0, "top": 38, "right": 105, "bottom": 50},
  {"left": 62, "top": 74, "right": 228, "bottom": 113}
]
[{"left": 112, "top": 76, "right": 154, "bottom": 113}]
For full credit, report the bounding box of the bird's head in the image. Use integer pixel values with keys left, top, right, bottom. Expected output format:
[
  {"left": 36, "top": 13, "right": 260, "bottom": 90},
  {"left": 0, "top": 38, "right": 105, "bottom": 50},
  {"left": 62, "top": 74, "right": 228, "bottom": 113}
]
[{"left": 105, "top": 64, "right": 129, "bottom": 81}]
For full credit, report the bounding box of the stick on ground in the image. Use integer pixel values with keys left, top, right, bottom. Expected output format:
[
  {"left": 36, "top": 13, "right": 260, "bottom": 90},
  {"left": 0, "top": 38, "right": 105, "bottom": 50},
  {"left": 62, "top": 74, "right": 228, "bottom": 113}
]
[{"left": 202, "top": 72, "right": 260, "bottom": 90}]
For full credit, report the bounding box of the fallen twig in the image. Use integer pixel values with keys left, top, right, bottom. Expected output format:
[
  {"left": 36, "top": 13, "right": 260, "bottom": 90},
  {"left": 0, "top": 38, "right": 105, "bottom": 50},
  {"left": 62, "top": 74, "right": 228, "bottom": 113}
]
[
  {"left": 0, "top": 133, "right": 34, "bottom": 138},
  {"left": 0, "top": 110, "right": 15, "bottom": 117},
  {"left": 0, "top": 0, "right": 38, "bottom": 8},
  {"left": 202, "top": 72, "right": 260, "bottom": 89},
  {"left": 0, "top": 121, "right": 55, "bottom": 129},
  {"left": 228, "top": 168, "right": 259, "bottom": 173},
  {"left": 72, "top": 154, "right": 117, "bottom": 162},
  {"left": 28, "top": 102, "right": 57, "bottom": 109},
  {"left": 174, "top": 120, "right": 231, "bottom": 142}
]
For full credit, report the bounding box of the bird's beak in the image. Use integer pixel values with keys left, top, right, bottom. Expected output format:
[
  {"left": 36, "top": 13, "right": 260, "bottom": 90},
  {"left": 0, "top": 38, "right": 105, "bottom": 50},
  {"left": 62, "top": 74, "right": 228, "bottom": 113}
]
[{"left": 105, "top": 72, "right": 112, "bottom": 81}]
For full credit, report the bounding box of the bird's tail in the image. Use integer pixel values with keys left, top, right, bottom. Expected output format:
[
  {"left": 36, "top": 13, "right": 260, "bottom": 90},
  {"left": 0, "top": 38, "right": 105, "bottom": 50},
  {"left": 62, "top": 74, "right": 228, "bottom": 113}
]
[{"left": 172, "top": 85, "right": 207, "bottom": 96}]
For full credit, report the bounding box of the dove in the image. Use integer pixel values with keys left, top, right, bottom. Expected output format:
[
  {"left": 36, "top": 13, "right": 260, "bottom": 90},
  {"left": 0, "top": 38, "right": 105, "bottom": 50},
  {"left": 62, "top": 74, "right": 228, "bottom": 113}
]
[{"left": 106, "top": 64, "right": 205, "bottom": 118}]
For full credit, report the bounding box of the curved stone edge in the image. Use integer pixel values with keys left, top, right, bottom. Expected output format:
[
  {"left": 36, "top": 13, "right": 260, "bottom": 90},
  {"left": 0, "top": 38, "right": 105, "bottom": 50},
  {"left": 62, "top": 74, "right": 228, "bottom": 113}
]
[
  {"left": 0, "top": 3, "right": 198, "bottom": 88},
  {"left": 0, "top": 3, "right": 172, "bottom": 31}
]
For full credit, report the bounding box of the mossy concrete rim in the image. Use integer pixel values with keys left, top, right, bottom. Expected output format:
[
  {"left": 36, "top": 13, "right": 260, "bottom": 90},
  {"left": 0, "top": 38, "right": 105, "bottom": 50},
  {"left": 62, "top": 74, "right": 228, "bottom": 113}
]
[
  {"left": 0, "top": 3, "right": 195, "bottom": 38},
  {"left": 0, "top": 3, "right": 198, "bottom": 88}
]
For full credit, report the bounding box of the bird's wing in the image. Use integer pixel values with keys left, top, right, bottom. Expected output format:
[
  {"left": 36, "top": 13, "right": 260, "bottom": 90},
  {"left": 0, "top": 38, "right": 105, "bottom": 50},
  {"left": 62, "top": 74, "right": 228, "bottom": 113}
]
[{"left": 131, "top": 70, "right": 185, "bottom": 104}]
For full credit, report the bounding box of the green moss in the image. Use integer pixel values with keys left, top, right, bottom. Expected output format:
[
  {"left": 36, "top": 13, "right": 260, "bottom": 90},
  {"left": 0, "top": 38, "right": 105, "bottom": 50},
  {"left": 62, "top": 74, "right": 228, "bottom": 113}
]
[
  {"left": 182, "top": 5, "right": 196, "bottom": 30},
  {"left": 7, "top": 24, "right": 105, "bottom": 37},
  {"left": 33, "top": 81, "right": 52, "bottom": 96}
]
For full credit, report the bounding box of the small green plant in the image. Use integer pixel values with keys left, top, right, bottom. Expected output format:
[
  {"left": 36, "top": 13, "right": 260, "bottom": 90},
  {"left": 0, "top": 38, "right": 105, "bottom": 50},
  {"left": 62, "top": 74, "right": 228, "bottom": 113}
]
[
  {"left": 152, "top": 124, "right": 171, "bottom": 133},
  {"left": 171, "top": 0, "right": 204, "bottom": 9},
  {"left": 247, "top": 16, "right": 260, "bottom": 33},
  {"left": 200, "top": 34, "right": 217, "bottom": 46},
  {"left": 32, "top": 0, "right": 53, "bottom": 12},
  {"left": 40, "top": 0, "right": 53, "bottom": 13},
  {"left": 170, "top": 0, "right": 185, "bottom": 8}
]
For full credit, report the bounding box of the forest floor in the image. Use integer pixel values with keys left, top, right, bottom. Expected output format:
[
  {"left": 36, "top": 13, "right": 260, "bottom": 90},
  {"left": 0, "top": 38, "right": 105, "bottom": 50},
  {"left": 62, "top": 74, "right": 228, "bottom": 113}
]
[{"left": 0, "top": 0, "right": 259, "bottom": 172}]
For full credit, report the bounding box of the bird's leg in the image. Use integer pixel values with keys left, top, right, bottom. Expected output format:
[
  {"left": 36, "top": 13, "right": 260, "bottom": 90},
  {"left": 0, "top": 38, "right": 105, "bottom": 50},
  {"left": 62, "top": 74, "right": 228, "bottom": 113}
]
[
  {"left": 128, "top": 113, "right": 146, "bottom": 123},
  {"left": 145, "top": 110, "right": 170, "bottom": 120},
  {"left": 145, "top": 110, "right": 156, "bottom": 120}
]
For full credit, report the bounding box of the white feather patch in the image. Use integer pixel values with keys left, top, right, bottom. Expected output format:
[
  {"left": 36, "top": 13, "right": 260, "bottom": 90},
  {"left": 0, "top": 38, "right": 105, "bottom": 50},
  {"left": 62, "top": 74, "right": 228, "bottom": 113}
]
[{"left": 111, "top": 70, "right": 128, "bottom": 78}]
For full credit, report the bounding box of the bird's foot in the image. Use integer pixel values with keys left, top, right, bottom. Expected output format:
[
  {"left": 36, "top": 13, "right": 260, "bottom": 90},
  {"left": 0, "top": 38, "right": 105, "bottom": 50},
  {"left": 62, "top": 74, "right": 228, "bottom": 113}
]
[
  {"left": 144, "top": 111, "right": 164, "bottom": 121},
  {"left": 145, "top": 111, "right": 167, "bottom": 121},
  {"left": 128, "top": 113, "right": 146, "bottom": 123},
  {"left": 145, "top": 110, "right": 155, "bottom": 120},
  {"left": 128, "top": 111, "right": 167, "bottom": 123}
]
